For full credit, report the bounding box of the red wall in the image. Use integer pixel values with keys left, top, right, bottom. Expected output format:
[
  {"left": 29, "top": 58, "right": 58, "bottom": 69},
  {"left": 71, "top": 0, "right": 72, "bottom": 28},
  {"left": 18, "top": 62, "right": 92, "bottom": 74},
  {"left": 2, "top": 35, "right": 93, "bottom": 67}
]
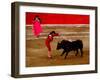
[{"left": 26, "top": 12, "right": 89, "bottom": 25}]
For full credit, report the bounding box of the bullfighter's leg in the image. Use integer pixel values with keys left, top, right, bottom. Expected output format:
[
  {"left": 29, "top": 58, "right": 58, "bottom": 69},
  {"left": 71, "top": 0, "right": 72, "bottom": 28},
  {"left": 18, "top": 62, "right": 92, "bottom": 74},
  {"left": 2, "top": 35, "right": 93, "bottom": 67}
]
[
  {"left": 61, "top": 50, "right": 66, "bottom": 56},
  {"left": 64, "top": 52, "right": 68, "bottom": 59}
]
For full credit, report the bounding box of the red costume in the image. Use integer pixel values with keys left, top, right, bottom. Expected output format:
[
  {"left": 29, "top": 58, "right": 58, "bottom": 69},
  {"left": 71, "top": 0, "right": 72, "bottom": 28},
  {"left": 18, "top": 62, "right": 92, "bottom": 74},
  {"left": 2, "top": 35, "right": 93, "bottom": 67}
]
[
  {"left": 32, "top": 20, "right": 42, "bottom": 37},
  {"left": 45, "top": 33, "right": 59, "bottom": 51}
]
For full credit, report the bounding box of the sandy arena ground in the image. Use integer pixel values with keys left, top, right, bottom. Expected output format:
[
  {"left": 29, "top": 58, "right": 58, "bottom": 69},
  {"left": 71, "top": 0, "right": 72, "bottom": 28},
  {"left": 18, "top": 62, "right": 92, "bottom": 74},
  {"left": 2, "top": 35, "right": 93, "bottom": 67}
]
[{"left": 26, "top": 25, "right": 89, "bottom": 67}]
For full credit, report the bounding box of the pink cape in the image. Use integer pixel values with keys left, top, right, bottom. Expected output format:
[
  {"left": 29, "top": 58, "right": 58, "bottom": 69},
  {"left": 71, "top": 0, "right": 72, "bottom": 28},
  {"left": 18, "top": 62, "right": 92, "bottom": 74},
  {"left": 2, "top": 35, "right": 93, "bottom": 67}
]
[{"left": 32, "top": 20, "right": 43, "bottom": 37}]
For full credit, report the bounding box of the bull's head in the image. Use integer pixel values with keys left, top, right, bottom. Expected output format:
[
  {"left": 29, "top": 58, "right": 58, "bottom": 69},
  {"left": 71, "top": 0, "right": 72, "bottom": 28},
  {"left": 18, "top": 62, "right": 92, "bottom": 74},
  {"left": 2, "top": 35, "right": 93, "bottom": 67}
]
[{"left": 56, "top": 42, "right": 62, "bottom": 50}]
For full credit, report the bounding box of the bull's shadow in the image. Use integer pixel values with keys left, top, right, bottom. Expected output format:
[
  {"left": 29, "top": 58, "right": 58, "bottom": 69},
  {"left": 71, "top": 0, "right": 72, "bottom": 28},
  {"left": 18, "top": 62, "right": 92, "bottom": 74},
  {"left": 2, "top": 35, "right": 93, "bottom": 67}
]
[{"left": 56, "top": 39, "right": 83, "bottom": 59}]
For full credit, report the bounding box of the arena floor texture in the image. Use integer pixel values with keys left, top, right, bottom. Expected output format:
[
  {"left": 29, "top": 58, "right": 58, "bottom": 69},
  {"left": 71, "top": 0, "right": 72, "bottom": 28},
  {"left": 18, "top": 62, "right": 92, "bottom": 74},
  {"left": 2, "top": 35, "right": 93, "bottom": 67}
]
[{"left": 26, "top": 24, "right": 89, "bottom": 67}]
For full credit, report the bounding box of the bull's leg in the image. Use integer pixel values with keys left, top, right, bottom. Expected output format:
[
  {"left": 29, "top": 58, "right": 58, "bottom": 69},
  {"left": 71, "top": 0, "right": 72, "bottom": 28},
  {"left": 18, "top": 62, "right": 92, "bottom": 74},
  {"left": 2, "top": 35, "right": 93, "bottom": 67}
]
[
  {"left": 64, "top": 52, "right": 68, "bottom": 59},
  {"left": 80, "top": 48, "right": 83, "bottom": 57},
  {"left": 61, "top": 50, "right": 66, "bottom": 56},
  {"left": 75, "top": 49, "right": 78, "bottom": 56}
]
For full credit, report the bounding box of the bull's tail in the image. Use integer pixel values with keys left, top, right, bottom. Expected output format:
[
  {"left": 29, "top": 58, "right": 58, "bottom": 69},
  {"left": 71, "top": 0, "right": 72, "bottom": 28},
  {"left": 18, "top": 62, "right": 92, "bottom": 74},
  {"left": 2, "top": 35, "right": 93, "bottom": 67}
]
[
  {"left": 79, "top": 40, "right": 83, "bottom": 57},
  {"left": 77, "top": 40, "right": 83, "bottom": 56}
]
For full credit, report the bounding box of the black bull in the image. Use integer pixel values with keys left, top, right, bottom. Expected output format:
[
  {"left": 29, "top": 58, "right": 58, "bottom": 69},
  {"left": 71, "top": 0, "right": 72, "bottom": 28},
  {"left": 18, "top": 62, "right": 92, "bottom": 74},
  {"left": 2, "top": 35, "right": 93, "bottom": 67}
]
[{"left": 56, "top": 40, "right": 83, "bottom": 59}]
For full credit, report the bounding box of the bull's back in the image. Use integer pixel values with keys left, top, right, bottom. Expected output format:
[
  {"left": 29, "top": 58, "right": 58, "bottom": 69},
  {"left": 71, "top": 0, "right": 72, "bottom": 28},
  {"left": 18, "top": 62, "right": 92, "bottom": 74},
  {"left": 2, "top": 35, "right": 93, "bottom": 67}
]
[{"left": 60, "top": 39, "right": 83, "bottom": 50}]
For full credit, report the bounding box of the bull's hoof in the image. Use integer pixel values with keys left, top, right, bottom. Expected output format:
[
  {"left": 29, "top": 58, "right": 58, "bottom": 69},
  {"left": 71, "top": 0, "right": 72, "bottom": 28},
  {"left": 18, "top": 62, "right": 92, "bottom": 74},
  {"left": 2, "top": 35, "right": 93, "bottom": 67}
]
[
  {"left": 60, "top": 54, "right": 63, "bottom": 56},
  {"left": 64, "top": 57, "right": 66, "bottom": 59},
  {"left": 75, "top": 54, "right": 77, "bottom": 56},
  {"left": 81, "top": 55, "right": 83, "bottom": 57}
]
